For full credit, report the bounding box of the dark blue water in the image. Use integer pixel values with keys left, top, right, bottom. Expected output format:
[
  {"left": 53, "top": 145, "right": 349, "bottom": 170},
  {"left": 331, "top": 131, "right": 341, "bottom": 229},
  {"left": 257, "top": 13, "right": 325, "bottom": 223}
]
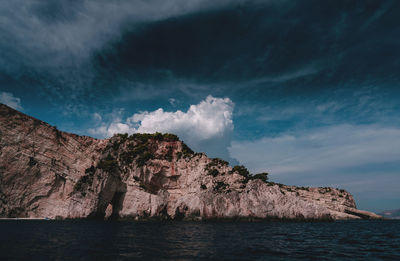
[{"left": 0, "top": 220, "right": 399, "bottom": 260}]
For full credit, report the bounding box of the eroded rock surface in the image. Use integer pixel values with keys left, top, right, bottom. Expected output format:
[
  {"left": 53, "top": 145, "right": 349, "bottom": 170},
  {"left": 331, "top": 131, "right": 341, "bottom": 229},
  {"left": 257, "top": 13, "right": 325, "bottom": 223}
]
[{"left": 0, "top": 104, "right": 382, "bottom": 220}]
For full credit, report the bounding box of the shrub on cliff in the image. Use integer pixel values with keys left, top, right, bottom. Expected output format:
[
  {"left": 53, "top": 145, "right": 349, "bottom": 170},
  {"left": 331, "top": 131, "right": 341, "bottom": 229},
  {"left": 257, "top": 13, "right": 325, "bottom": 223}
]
[
  {"left": 112, "top": 140, "right": 121, "bottom": 151},
  {"left": 121, "top": 151, "right": 135, "bottom": 165},
  {"left": 251, "top": 172, "right": 269, "bottom": 182},
  {"left": 204, "top": 158, "right": 228, "bottom": 177},
  {"left": 208, "top": 169, "right": 219, "bottom": 177},
  {"left": 74, "top": 165, "right": 96, "bottom": 196},
  {"left": 214, "top": 181, "right": 229, "bottom": 192},
  {"left": 230, "top": 166, "right": 271, "bottom": 184},
  {"left": 129, "top": 133, "right": 152, "bottom": 143},
  {"left": 164, "top": 146, "right": 173, "bottom": 162},
  {"left": 152, "top": 132, "right": 163, "bottom": 140},
  {"left": 97, "top": 154, "right": 119, "bottom": 173},
  {"left": 74, "top": 175, "right": 93, "bottom": 196},
  {"left": 162, "top": 133, "right": 179, "bottom": 141},
  {"left": 205, "top": 158, "right": 229, "bottom": 170},
  {"left": 181, "top": 142, "right": 194, "bottom": 157},
  {"left": 116, "top": 133, "right": 128, "bottom": 140},
  {"left": 230, "top": 165, "right": 250, "bottom": 178},
  {"left": 136, "top": 152, "right": 154, "bottom": 167},
  {"left": 127, "top": 132, "right": 180, "bottom": 143}
]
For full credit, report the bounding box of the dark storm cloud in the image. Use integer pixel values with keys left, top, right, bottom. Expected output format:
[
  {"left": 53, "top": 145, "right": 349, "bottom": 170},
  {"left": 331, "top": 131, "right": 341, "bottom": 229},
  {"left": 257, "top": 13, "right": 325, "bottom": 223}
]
[
  {"left": 0, "top": 0, "right": 270, "bottom": 70},
  {"left": 0, "top": 0, "right": 279, "bottom": 111},
  {"left": 2, "top": 0, "right": 399, "bottom": 106},
  {"left": 1, "top": 0, "right": 399, "bottom": 122},
  {"left": 95, "top": 0, "right": 400, "bottom": 85}
]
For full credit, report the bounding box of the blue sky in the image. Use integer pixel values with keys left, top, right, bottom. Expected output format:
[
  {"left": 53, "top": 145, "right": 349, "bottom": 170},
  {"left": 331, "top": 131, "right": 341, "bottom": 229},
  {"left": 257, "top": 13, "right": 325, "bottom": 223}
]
[{"left": 1, "top": 0, "right": 399, "bottom": 212}]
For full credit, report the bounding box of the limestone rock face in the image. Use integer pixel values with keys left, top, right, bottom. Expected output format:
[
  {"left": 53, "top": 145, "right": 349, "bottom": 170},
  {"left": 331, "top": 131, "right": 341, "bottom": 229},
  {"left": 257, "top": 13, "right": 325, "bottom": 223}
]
[{"left": 0, "top": 104, "right": 382, "bottom": 220}]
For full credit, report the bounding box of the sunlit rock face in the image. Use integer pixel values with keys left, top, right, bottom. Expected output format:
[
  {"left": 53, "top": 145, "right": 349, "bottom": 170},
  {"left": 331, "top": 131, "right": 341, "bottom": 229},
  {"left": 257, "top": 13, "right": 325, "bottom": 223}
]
[{"left": 0, "top": 104, "right": 382, "bottom": 220}]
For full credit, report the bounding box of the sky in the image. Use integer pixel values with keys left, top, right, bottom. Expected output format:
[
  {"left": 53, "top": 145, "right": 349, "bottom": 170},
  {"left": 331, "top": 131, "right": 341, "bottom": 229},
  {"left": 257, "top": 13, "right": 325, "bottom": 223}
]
[{"left": 1, "top": 0, "right": 399, "bottom": 213}]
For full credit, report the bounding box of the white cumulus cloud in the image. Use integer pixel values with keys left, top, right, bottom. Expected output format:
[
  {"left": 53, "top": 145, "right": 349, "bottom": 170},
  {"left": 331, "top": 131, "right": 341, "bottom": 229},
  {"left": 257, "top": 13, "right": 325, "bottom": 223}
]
[
  {"left": 89, "top": 95, "right": 237, "bottom": 163},
  {"left": 0, "top": 92, "right": 22, "bottom": 110},
  {"left": 129, "top": 95, "right": 233, "bottom": 141}
]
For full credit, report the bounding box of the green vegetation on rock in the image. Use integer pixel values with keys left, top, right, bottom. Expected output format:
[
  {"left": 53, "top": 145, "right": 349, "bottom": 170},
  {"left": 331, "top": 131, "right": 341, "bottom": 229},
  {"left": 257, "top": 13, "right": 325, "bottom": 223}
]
[
  {"left": 251, "top": 172, "right": 269, "bottom": 182},
  {"left": 162, "top": 133, "right": 179, "bottom": 141},
  {"left": 208, "top": 169, "right": 219, "bottom": 177},
  {"left": 230, "top": 166, "right": 271, "bottom": 184},
  {"left": 208, "top": 158, "right": 229, "bottom": 168},
  {"left": 181, "top": 142, "right": 194, "bottom": 157},
  {"left": 111, "top": 132, "right": 183, "bottom": 166},
  {"left": 136, "top": 151, "right": 154, "bottom": 167},
  {"left": 214, "top": 181, "right": 229, "bottom": 193},
  {"left": 74, "top": 165, "right": 96, "bottom": 196},
  {"left": 97, "top": 154, "right": 119, "bottom": 173},
  {"left": 127, "top": 132, "right": 179, "bottom": 143},
  {"left": 165, "top": 146, "right": 173, "bottom": 162},
  {"left": 204, "top": 158, "right": 229, "bottom": 177},
  {"left": 230, "top": 165, "right": 250, "bottom": 178}
]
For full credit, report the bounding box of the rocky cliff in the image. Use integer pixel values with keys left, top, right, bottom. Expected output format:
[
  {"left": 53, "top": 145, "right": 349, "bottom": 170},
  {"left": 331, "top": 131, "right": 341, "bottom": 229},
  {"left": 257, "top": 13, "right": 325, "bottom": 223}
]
[{"left": 0, "top": 104, "right": 382, "bottom": 220}]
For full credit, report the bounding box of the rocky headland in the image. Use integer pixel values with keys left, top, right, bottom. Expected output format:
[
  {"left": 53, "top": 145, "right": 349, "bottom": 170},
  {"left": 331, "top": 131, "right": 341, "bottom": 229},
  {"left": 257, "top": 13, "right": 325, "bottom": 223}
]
[{"left": 0, "top": 104, "right": 382, "bottom": 221}]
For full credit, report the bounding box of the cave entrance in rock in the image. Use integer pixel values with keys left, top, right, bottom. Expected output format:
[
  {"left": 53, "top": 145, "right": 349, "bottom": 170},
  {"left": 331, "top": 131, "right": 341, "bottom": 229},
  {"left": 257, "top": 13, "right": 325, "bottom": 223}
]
[
  {"left": 90, "top": 182, "right": 127, "bottom": 220},
  {"left": 106, "top": 191, "right": 125, "bottom": 221}
]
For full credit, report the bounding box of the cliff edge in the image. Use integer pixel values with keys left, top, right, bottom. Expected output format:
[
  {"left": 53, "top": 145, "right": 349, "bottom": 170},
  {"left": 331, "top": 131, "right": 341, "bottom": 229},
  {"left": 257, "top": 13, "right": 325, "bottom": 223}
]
[{"left": 0, "top": 104, "right": 382, "bottom": 220}]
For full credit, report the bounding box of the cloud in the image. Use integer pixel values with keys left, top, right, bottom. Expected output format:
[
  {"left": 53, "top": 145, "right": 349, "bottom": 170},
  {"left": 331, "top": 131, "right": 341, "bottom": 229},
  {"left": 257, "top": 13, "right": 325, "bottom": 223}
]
[
  {"left": 247, "top": 64, "right": 321, "bottom": 85},
  {"left": 0, "top": 0, "right": 269, "bottom": 70},
  {"left": 92, "top": 113, "right": 102, "bottom": 122},
  {"left": 0, "top": 92, "right": 22, "bottom": 110},
  {"left": 229, "top": 124, "right": 400, "bottom": 175},
  {"left": 168, "top": 98, "right": 177, "bottom": 106},
  {"left": 89, "top": 95, "right": 237, "bottom": 163},
  {"left": 130, "top": 95, "right": 233, "bottom": 139}
]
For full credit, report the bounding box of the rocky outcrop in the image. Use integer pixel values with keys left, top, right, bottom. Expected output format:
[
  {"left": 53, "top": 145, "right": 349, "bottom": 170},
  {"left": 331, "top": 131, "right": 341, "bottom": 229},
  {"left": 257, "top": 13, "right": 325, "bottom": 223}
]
[{"left": 0, "top": 104, "right": 382, "bottom": 220}]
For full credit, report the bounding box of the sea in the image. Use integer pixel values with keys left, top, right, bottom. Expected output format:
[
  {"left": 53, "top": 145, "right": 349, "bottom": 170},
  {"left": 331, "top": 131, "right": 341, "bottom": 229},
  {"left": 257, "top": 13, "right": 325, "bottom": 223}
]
[{"left": 0, "top": 220, "right": 399, "bottom": 260}]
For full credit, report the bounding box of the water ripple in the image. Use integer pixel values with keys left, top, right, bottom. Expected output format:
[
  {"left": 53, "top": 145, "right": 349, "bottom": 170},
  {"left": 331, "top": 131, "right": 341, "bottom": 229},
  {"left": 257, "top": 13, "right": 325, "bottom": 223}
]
[{"left": 0, "top": 220, "right": 399, "bottom": 260}]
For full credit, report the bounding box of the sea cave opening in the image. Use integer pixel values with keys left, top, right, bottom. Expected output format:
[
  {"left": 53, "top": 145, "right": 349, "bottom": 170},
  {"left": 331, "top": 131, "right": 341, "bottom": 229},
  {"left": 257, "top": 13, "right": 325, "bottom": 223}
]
[
  {"left": 89, "top": 182, "right": 127, "bottom": 221},
  {"left": 106, "top": 191, "right": 125, "bottom": 221}
]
